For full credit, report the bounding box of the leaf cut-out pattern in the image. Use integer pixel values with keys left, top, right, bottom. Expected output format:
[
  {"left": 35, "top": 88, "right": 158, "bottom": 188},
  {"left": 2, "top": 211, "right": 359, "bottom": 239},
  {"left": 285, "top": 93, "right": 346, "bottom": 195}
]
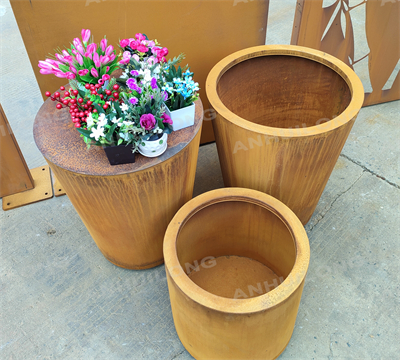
[{"left": 292, "top": 0, "right": 400, "bottom": 106}]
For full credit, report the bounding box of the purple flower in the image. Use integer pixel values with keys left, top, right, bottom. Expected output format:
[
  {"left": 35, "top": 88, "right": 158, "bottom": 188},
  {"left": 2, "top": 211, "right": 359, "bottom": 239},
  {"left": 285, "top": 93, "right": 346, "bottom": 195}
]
[
  {"left": 129, "top": 97, "right": 138, "bottom": 105},
  {"left": 162, "top": 91, "right": 168, "bottom": 101},
  {"left": 140, "top": 114, "right": 156, "bottom": 130},
  {"left": 126, "top": 78, "right": 137, "bottom": 90},
  {"left": 130, "top": 70, "right": 139, "bottom": 77},
  {"left": 150, "top": 77, "right": 158, "bottom": 90},
  {"left": 161, "top": 113, "right": 173, "bottom": 125}
]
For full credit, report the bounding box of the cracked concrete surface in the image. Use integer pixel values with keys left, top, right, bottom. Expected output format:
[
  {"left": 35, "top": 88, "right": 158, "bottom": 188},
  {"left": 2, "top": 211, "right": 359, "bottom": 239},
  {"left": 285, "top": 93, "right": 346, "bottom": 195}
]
[{"left": 1, "top": 0, "right": 399, "bottom": 359}]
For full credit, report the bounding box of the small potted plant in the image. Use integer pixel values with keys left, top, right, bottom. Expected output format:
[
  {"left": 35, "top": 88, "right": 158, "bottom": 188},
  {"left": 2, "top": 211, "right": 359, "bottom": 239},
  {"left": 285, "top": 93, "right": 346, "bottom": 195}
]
[
  {"left": 161, "top": 66, "right": 199, "bottom": 131},
  {"left": 38, "top": 29, "right": 119, "bottom": 87},
  {"left": 46, "top": 79, "right": 139, "bottom": 165},
  {"left": 121, "top": 72, "right": 173, "bottom": 158}
]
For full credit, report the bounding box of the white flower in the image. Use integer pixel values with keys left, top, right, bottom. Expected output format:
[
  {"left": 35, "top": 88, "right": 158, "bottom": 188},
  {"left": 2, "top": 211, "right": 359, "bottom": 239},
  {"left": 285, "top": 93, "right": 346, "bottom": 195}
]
[
  {"left": 123, "top": 120, "right": 134, "bottom": 126},
  {"left": 97, "top": 113, "right": 107, "bottom": 127},
  {"left": 86, "top": 113, "right": 94, "bottom": 128},
  {"left": 90, "top": 125, "right": 105, "bottom": 141},
  {"left": 120, "top": 69, "right": 129, "bottom": 79},
  {"left": 120, "top": 103, "right": 129, "bottom": 112},
  {"left": 139, "top": 68, "right": 152, "bottom": 84}
]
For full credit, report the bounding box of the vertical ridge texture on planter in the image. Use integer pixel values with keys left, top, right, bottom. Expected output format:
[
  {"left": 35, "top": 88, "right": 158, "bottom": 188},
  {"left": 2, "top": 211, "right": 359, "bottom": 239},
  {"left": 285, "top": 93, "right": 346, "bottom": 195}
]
[
  {"left": 164, "top": 188, "right": 310, "bottom": 359},
  {"left": 206, "top": 45, "right": 364, "bottom": 224}
]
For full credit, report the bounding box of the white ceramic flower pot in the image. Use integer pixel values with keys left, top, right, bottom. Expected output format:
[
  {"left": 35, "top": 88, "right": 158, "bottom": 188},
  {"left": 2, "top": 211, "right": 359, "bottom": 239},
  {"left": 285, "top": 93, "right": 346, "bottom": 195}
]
[
  {"left": 138, "top": 133, "right": 168, "bottom": 157},
  {"left": 165, "top": 103, "right": 195, "bottom": 131}
]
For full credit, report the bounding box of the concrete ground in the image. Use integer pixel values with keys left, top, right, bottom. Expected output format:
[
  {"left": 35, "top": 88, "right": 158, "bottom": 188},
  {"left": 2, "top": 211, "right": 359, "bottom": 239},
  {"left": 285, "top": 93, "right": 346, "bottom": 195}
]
[{"left": 1, "top": 0, "right": 399, "bottom": 359}]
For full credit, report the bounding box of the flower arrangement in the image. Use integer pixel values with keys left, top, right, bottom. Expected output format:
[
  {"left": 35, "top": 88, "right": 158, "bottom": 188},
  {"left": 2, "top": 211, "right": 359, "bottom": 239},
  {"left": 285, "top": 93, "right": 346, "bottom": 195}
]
[
  {"left": 38, "top": 29, "right": 201, "bottom": 163},
  {"left": 162, "top": 65, "right": 199, "bottom": 111},
  {"left": 38, "top": 29, "right": 119, "bottom": 85},
  {"left": 74, "top": 74, "right": 172, "bottom": 152}
]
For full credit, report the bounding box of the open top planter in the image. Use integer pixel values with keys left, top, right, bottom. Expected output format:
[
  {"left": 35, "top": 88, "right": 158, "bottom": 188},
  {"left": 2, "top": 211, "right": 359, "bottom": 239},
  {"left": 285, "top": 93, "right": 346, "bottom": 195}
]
[
  {"left": 206, "top": 45, "right": 364, "bottom": 224},
  {"left": 164, "top": 188, "right": 310, "bottom": 359}
]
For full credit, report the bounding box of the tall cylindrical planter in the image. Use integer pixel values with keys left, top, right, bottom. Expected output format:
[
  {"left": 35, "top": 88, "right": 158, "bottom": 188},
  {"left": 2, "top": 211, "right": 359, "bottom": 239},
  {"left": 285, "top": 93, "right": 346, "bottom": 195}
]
[
  {"left": 206, "top": 45, "right": 364, "bottom": 224},
  {"left": 164, "top": 188, "right": 310, "bottom": 359}
]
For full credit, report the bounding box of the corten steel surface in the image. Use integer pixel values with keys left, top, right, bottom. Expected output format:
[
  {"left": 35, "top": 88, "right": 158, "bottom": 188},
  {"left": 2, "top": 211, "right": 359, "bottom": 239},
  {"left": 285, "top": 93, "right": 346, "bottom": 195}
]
[
  {"left": 291, "top": 0, "right": 400, "bottom": 107},
  {"left": 206, "top": 45, "right": 364, "bottom": 225},
  {"left": 10, "top": 0, "right": 269, "bottom": 144},
  {"left": 2, "top": 166, "right": 53, "bottom": 211},
  {"left": 0, "top": 103, "right": 34, "bottom": 197},
  {"left": 164, "top": 188, "right": 310, "bottom": 359},
  {"left": 34, "top": 99, "right": 203, "bottom": 269}
]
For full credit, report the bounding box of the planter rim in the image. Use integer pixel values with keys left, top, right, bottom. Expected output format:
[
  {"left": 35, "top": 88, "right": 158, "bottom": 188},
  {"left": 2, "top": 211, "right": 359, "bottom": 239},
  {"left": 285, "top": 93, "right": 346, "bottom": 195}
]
[
  {"left": 206, "top": 45, "right": 364, "bottom": 138},
  {"left": 163, "top": 187, "right": 310, "bottom": 314}
]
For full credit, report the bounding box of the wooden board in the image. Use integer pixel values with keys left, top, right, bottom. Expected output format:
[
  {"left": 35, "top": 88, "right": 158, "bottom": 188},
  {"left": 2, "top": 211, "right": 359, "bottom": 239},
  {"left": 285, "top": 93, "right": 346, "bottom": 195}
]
[
  {"left": 10, "top": 0, "right": 270, "bottom": 144},
  {"left": 0, "top": 103, "right": 34, "bottom": 197},
  {"left": 291, "top": 0, "right": 400, "bottom": 107}
]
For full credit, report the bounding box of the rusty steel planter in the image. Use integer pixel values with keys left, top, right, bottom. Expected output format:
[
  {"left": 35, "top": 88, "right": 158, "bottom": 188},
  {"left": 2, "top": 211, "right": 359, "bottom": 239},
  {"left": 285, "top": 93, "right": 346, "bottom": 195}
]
[
  {"left": 164, "top": 188, "right": 310, "bottom": 360},
  {"left": 206, "top": 45, "right": 364, "bottom": 224}
]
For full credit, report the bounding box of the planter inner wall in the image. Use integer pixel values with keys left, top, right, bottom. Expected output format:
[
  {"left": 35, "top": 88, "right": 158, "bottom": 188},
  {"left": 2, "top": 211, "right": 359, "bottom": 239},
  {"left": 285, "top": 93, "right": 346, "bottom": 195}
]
[
  {"left": 176, "top": 200, "right": 296, "bottom": 298},
  {"left": 217, "top": 55, "right": 352, "bottom": 128}
]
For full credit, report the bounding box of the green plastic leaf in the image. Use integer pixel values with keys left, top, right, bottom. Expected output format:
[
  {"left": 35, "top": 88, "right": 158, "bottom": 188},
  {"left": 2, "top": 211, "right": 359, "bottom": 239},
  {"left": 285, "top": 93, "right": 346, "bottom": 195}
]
[
  {"left": 114, "top": 101, "right": 122, "bottom": 117},
  {"left": 93, "top": 103, "right": 104, "bottom": 114},
  {"left": 76, "top": 128, "right": 92, "bottom": 138}
]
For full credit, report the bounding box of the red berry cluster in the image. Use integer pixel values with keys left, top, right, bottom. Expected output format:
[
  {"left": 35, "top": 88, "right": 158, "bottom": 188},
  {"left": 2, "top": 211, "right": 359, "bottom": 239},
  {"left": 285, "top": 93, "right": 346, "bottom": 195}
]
[{"left": 45, "top": 83, "right": 120, "bottom": 129}]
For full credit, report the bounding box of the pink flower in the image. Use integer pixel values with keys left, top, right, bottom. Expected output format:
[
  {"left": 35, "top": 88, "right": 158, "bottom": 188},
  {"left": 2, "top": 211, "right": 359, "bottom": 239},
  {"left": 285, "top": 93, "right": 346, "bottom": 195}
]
[
  {"left": 122, "top": 51, "right": 131, "bottom": 59},
  {"left": 100, "top": 38, "right": 107, "bottom": 52},
  {"left": 140, "top": 114, "right": 156, "bottom": 130},
  {"left": 132, "top": 54, "right": 140, "bottom": 62},
  {"left": 109, "top": 53, "right": 116, "bottom": 62},
  {"left": 161, "top": 47, "right": 169, "bottom": 56},
  {"left": 98, "top": 79, "right": 104, "bottom": 85},
  {"left": 65, "top": 72, "right": 76, "bottom": 79},
  {"left": 62, "top": 50, "right": 69, "bottom": 56},
  {"left": 54, "top": 71, "right": 67, "bottom": 78},
  {"left": 73, "top": 38, "right": 82, "bottom": 50},
  {"left": 55, "top": 53, "right": 66, "bottom": 63},
  {"left": 119, "top": 58, "right": 130, "bottom": 65},
  {"left": 147, "top": 56, "right": 156, "bottom": 66},
  {"left": 76, "top": 44, "right": 85, "bottom": 56},
  {"left": 105, "top": 66, "right": 110, "bottom": 72},
  {"left": 100, "top": 55, "right": 110, "bottom": 65},
  {"left": 102, "top": 74, "right": 110, "bottom": 82},
  {"left": 93, "top": 52, "right": 101, "bottom": 68},
  {"left": 39, "top": 68, "right": 54, "bottom": 75},
  {"left": 78, "top": 69, "right": 89, "bottom": 76},
  {"left": 86, "top": 43, "right": 97, "bottom": 54},
  {"left": 129, "top": 40, "right": 138, "bottom": 50},
  {"left": 137, "top": 44, "right": 148, "bottom": 53},
  {"left": 81, "top": 29, "right": 91, "bottom": 43},
  {"left": 105, "top": 45, "right": 114, "bottom": 57},
  {"left": 91, "top": 68, "right": 99, "bottom": 78},
  {"left": 70, "top": 65, "right": 77, "bottom": 74},
  {"left": 120, "top": 39, "right": 129, "bottom": 48},
  {"left": 38, "top": 60, "right": 54, "bottom": 71},
  {"left": 75, "top": 53, "right": 84, "bottom": 66},
  {"left": 146, "top": 40, "right": 155, "bottom": 48},
  {"left": 136, "top": 33, "right": 146, "bottom": 41},
  {"left": 161, "top": 113, "right": 173, "bottom": 125}
]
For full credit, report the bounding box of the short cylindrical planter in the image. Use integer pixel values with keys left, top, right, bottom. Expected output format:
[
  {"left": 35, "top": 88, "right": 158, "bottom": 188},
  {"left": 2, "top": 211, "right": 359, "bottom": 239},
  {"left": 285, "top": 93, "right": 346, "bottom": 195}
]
[
  {"left": 34, "top": 98, "right": 203, "bottom": 269},
  {"left": 164, "top": 188, "right": 310, "bottom": 360},
  {"left": 206, "top": 45, "right": 364, "bottom": 224}
]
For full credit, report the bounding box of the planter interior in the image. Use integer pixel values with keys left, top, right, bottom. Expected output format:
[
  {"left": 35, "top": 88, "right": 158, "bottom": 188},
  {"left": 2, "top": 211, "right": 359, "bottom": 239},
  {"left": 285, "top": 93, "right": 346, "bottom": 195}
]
[
  {"left": 217, "top": 55, "right": 352, "bottom": 128},
  {"left": 176, "top": 199, "right": 296, "bottom": 299}
]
